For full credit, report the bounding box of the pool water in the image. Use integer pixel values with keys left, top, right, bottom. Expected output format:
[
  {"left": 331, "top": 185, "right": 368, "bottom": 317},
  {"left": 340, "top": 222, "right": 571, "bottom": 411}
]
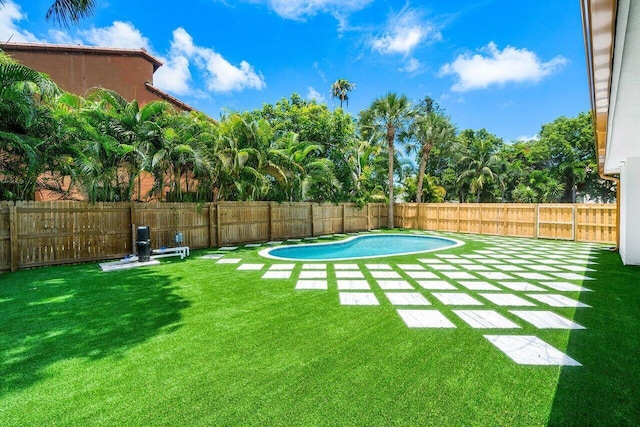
[{"left": 259, "top": 234, "right": 462, "bottom": 261}]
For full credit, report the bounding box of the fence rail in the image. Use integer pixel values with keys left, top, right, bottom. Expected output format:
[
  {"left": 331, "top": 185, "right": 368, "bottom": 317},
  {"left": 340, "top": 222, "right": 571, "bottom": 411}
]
[{"left": 0, "top": 201, "right": 615, "bottom": 272}]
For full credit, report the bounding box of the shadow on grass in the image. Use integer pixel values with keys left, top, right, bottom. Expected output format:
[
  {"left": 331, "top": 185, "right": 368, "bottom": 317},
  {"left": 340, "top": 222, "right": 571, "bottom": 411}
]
[
  {"left": 548, "top": 248, "right": 640, "bottom": 425},
  {"left": 0, "top": 263, "right": 190, "bottom": 395}
]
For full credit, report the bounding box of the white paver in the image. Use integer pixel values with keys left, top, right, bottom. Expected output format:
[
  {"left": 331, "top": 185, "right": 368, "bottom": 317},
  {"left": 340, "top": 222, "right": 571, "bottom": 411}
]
[
  {"left": 295, "top": 280, "right": 328, "bottom": 290},
  {"left": 386, "top": 292, "right": 431, "bottom": 306},
  {"left": 219, "top": 246, "right": 239, "bottom": 251},
  {"left": 514, "top": 272, "right": 554, "bottom": 280},
  {"left": 457, "top": 281, "right": 501, "bottom": 291},
  {"left": 417, "top": 281, "right": 457, "bottom": 290},
  {"left": 405, "top": 271, "right": 439, "bottom": 279},
  {"left": 396, "top": 264, "right": 426, "bottom": 270},
  {"left": 484, "top": 335, "right": 581, "bottom": 366},
  {"left": 299, "top": 270, "right": 327, "bottom": 279},
  {"left": 244, "top": 243, "right": 262, "bottom": 247},
  {"left": 436, "top": 254, "right": 461, "bottom": 259},
  {"left": 216, "top": 258, "right": 242, "bottom": 264},
  {"left": 509, "top": 310, "right": 585, "bottom": 329},
  {"left": 267, "top": 241, "right": 283, "bottom": 245},
  {"left": 417, "top": 259, "right": 445, "bottom": 264},
  {"left": 432, "top": 292, "right": 483, "bottom": 306},
  {"left": 335, "top": 270, "right": 365, "bottom": 278},
  {"left": 337, "top": 280, "right": 370, "bottom": 290},
  {"left": 479, "top": 293, "right": 536, "bottom": 306},
  {"left": 460, "top": 264, "right": 492, "bottom": 271},
  {"left": 237, "top": 263, "right": 265, "bottom": 271},
  {"left": 448, "top": 259, "right": 476, "bottom": 265},
  {"left": 497, "top": 282, "right": 546, "bottom": 292},
  {"left": 270, "top": 264, "right": 296, "bottom": 270},
  {"left": 524, "top": 264, "right": 561, "bottom": 272},
  {"left": 377, "top": 280, "right": 414, "bottom": 290},
  {"left": 262, "top": 271, "right": 292, "bottom": 279},
  {"left": 339, "top": 292, "right": 379, "bottom": 306},
  {"left": 493, "top": 265, "right": 526, "bottom": 272},
  {"left": 334, "top": 264, "right": 360, "bottom": 270},
  {"left": 453, "top": 310, "right": 520, "bottom": 329},
  {"left": 478, "top": 272, "right": 515, "bottom": 280},
  {"left": 371, "top": 271, "right": 402, "bottom": 279},
  {"left": 539, "top": 282, "right": 593, "bottom": 292},
  {"left": 397, "top": 310, "right": 456, "bottom": 328},
  {"left": 557, "top": 265, "right": 597, "bottom": 272},
  {"left": 302, "top": 263, "right": 326, "bottom": 270},
  {"left": 552, "top": 273, "right": 595, "bottom": 281},
  {"left": 200, "top": 254, "right": 224, "bottom": 260},
  {"left": 526, "top": 294, "right": 591, "bottom": 308},
  {"left": 287, "top": 239, "right": 302, "bottom": 242},
  {"left": 366, "top": 264, "right": 392, "bottom": 270},
  {"left": 430, "top": 264, "right": 460, "bottom": 271},
  {"left": 441, "top": 271, "right": 477, "bottom": 280}
]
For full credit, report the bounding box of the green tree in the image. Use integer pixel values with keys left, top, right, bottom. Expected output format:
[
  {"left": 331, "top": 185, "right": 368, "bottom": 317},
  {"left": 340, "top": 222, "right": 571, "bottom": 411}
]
[
  {"left": 457, "top": 129, "right": 504, "bottom": 203},
  {"left": 330, "top": 79, "right": 355, "bottom": 108}
]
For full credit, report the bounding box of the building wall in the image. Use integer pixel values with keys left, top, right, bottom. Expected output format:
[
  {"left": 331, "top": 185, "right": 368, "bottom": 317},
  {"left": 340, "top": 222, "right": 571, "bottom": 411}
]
[
  {"left": 619, "top": 156, "right": 640, "bottom": 265},
  {"left": 6, "top": 49, "right": 160, "bottom": 104}
]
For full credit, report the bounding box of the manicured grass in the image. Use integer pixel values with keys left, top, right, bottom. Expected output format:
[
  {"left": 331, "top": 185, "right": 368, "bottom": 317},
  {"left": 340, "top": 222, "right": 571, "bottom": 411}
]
[{"left": 1, "top": 231, "right": 638, "bottom": 425}]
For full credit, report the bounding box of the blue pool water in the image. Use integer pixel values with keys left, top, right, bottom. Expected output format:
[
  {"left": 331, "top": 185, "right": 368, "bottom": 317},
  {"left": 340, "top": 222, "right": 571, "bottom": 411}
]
[{"left": 260, "top": 234, "right": 462, "bottom": 261}]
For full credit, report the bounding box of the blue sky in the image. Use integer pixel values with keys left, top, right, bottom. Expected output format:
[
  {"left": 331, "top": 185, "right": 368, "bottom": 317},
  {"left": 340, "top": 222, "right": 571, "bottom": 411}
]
[{"left": 2, "top": 0, "right": 589, "bottom": 143}]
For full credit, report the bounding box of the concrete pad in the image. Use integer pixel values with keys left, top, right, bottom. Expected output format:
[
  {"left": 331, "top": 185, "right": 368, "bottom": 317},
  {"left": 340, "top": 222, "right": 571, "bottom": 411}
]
[
  {"left": 337, "top": 280, "right": 370, "bottom": 290},
  {"left": 552, "top": 273, "right": 596, "bottom": 281},
  {"left": 524, "top": 264, "right": 561, "bottom": 272},
  {"left": 557, "top": 265, "right": 597, "bottom": 272},
  {"left": 457, "top": 281, "right": 501, "bottom": 291},
  {"left": 302, "top": 263, "right": 326, "bottom": 270},
  {"left": 417, "top": 281, "right": 457, "bottom": 290},
  {"left": 386, "top": 292, "right": 431, "bottom": 306},
  {"left": 397, "top": 310, "right": 456, "bottom": 328},
  {"left": 431, "top": 264, "right": 460, "bottom": 271},
  {"left": 460, "top": 264, "right": 492, "bottom": 271},
  {"left": 237, "top": 263, "right": 265, "bottom": 271},
  {"left": 334, "top": 264, "right": 360, "bottom": 270},
  {"left": 100, "top": 259, "right": 160, "bottom": 272},
  {"left": 509, "top": 310, "right": 585, "bottom": 329},
  {"left": 371, "top": 271, "right": 401, "bottom": 279},
  {"left": 432, "top": 292, "right": 483, "bottom": 306},
  {"left": 200, "top": 254, "right": 224, "bottom": 260},
  {"left": 478, "top": 272, "right": 515, "bottom": 280},
  {"left": 377, "top": 280, "right": 414, "bottom": 290},
  {"left": 396, "top": 264, "right": 426, "bottom": 270},
  {"left": 244, "top": 243, "right": 262, "bottom": 247},
  {"left": 484, "top": 335, "right": 581, "bottom": 366},
  {"left": 493, "top": 265, "right": 527, "bottom": 272},
  {"left": 498, "top": 282, "right": 546, "bottom": 292},
  {"left": 441, "top": 271, "right": 477, "bottom": 280},
  {"left": 526, "top": 294, "right": 591, "bottom": 308},
  {"left": 335, "top": 270, "right": 365, "bottom": 279},
  {"left": 287, "top": 239, "right": 302, "bottom": 242},
  {"left": 462, "top": 255, "right": 491, "bottom": 260},
  {"left": 448, "top": 259, "right": 476, "bottom": 264},
  {"left": 539, "top": 282, "right": 593, "bottom": 292},
  {"left": 339, "top": 292, "right": 379, "bottom": 305},
  {"left": 479, "top": 293, "right": 536, "bottom": 306},
  {"left": 295, "top": 280, "right": 328, "bottom": 290},
  {"left": 405, "top": 271, "right": 439, "bottom": 279},
  {"left": 216, "top": 258, "right": 242, "bottom": 264},
  {"left": 514, "top": 272, "right": 555, "bottom": 280},
  {"left": 262, "top": 271, "right": 292, "bottom": 279},
  {"left": 417, "top": 259, "right": 445, "bottom": 264},
  {"left": 299, "top": 270, "right": 327, "bottom": 279},
  {"left": 453, "top": 310, "right": 520, "bottom": 329},
  {"left": 436, "top": 254, "right": 461, "bottom": 259},
  {"left": 270, "top": 264, "right": 296, "bottom": 270},
  {"left": 219, "top": 246, "right": 239, "bottom": 251},
  {"left": 366, "top": 264, "right": 392, "bottom": 270}
]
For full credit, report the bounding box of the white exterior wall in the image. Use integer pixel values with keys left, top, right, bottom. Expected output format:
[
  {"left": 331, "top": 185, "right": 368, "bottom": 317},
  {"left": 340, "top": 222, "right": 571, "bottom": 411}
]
[{"left": 619, "top": 156, "right": 640, "bottom": 265}]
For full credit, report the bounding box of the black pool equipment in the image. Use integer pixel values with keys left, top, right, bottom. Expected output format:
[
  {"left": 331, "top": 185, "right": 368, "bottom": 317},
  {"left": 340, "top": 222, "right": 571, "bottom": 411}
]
[{"left": 136, "top": 226, "right": 151, "bottom": 262}]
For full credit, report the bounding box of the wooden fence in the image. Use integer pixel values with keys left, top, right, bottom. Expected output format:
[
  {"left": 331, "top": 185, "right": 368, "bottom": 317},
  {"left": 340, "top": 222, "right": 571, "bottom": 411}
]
[
  {"left": 0, "top": 201, "right": 388, "bottom": 272},
  {"left": 395, "top": 203, "right": 617, "bottom": 244}
]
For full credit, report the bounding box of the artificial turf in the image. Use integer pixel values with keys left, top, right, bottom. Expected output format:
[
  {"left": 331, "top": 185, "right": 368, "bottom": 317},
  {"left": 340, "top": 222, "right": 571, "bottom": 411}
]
[{"left": 0, "top": 231, "right": 639, "bottom": 426}]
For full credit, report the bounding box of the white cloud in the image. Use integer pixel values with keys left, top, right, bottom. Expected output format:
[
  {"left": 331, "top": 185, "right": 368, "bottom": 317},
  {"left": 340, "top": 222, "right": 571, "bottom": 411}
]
[
  {"left": 306, "top": 86, "right": 326, "bottom": 103},
  {"left": 371, "top": 7, "right": 441, "bottom": 56},
  {"left": 399, "top": 57, "right": 423, "bottom": 74},
  {"left": 440, "top": 42, "right": 568, "bottom": 92},
  {"left": 48, "top": 29, "right": 83, "bottom": 45},
  {"left": 153, "top": 55, "right": 192, "bottom": 95},
  {"left": 0, "top": 0, "right": 41, "bottom": 43},
  {"left": 252, "top": 0, "right": 372, "bottom": 20},
  {"left": 165, "top": 27, "right": 266, "bottom": 93},
  {"left": 80, "top": 21, "right": 151, "bottom": 49},
  {"left": 516, "top": 134, "right": 540, "bottom": 142}
]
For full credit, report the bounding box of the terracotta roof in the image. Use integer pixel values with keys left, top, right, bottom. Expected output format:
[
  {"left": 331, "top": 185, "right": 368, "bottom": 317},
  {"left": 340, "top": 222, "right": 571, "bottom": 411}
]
[
  {"left": 0, "top": 42, "right": 163, "bottom": 72},
  {"left": 144, "top": 83, "right": 197, "bottom": 113}
]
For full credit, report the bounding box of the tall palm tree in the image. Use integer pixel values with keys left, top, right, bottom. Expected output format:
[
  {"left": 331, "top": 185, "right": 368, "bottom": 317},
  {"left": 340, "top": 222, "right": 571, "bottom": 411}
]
[
  {"left": 330, "top": 79, "right": 355, "bottom": 108},
  {"left": 46, "top": 0, "right": 96, "bottom": 26},
  {"left": 457, "top": 130, "right": 504, "bottom": 203},
  {"left": 360, "top": 93, "right": 412, "bottom": 228}
]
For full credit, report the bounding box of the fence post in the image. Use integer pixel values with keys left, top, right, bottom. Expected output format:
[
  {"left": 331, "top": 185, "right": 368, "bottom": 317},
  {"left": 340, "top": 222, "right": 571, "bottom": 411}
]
[
  {"left": 342, "top": 204, "right": 346, "bottom": 233},
  {"left": 268, "top": 202, "right": 273, "bottom": 241},
  {"left": 534, "top": 204, "right": 539, "bottom": 239},
  {"left": 208, "top": 202, "right": 215, "bottom": 248},
  {"left": 129, "top": 202, "right": 136, "bottom": 254},
  {"left": 456, "top": 204, "right": 461, "bottom": 233},
  {"left": 503, "top": 204, "right": 508, "bottom": 236},
  {"left": 9, "top": 204, "right": 18, "bottom": 272},
  {"left": 572, "top": 204, "right": 577, "bottom": 242},
  {"left": 310, "top": 203, "right": 315, "bottom": 237},
  {"left": 216, "top": 202, "right": 222, "bottom": 247},
  {"left": 367, "top": 203, "right": 371, "bottom": 231}
]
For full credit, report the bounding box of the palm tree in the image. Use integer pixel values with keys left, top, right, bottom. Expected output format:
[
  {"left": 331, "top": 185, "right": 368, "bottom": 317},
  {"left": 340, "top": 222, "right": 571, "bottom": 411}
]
[
  {"left": 456, "top": 130, "right": 504, "bottom": 203},
  {"left": 330, "top": 79, "right": 355, "bottom": 108},
  {"left": 360, "top": 93, "right": 412, "bottom": 228},
  {"left": 46, "top": 0, "right": 96, "bottom": 26}
]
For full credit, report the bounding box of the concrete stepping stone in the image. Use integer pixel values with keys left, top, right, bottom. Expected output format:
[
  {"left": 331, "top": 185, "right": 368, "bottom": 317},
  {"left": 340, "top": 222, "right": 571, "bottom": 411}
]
[
  {"left": 418, "top": 259, "right": 445, "bottom": 264},
  {"left": 453, "top": 310, "right": 520, "bottom": 329},
  {"left": 479, "top": 293, "right": 536, "bottom": 306},
  {"left": 498, "top": 282, "right": 546, "bottom": 292},
  {"left": 461, "top": 264, "right": 492, "bottom": 271},
  {"left": 462, "top": 255, "right": 491, "bottom": 260},
  {"left": 448, "top": 259, "right": 476, "bottom": 264},
  {"left": 267, "top": 241, "right": 283, "bottom": 245},
  {"left": 287, "top": 239, "right": 302, "bottom": 242},
  {"left": 494, "top": 265, "right": 527, "bottom": 272},
  {"left": 526, "top": 294, "right": 591, "bottom": 308},
  {"left": 430, "top": 264, "right": 460, "bottom": 271},
  {"left": 514, "top": 272, "right": 555, "bottom": 280},
  {"left": 219, "top": 246, "right": 239, "bottom": 251},
  {"left": 417, "top": 281, "right": 457, "bottom": 290},
  {"left": 396, "top": 264, "right": 426, "bottom": 270},
  {"left": 478, "top": 272, "right": 515, "bottom": 280},
  {"left": 237, "top": 263, "right": 265, "bottom": 271},
  {"left": 244, "top": 243, "right": 262, "bottom": 248},
  {"left": 269, "top": 264, "right": 296, "bottom": 270},
  {"left": 216, "top": 258, "right": 242, "bottom": 264},
  {"left": 435, "top": 254, "right": 461, "bottom": 259},
  {"left": 262, "top": 271, "right": 292, "bottom": 279},
  {"left": 377, "top": 280, "right": 414, "bottom": 290},
  {"left": 484, "top": 335, "right": 581, "bottom": 366},
  {"left": 302, "top": 263, "right": 326, "bottom": 270},
  {"left": 337, "top": 280, "right": 370, "bottom": 290},
  {"left": 397, "top": 310, "right": 456, "bottom": 328},
  {"left": 405, "top": 271, "right": 439, "bottom": 279},
  {"left": 432, "top": 292, "right": 483, "bottom": 306},
  {"left": 371, "top": 271, "right": 401, "bottom": 279},
  {"left": 524, "top": 264, "right": 561, "bottom": 272},
  {"left": 339, "top": 292, "right": 379, "bottom": 305},
  {"left": 538, "top": 281, "right": 593, "bottom": 292},
  {"left": 334, "top": 264, "right": 360, "bottom": 270},
  {"left": 366, "top": 264, "right": 392, "bottom": 270},
  {"left": 509, "top": 310, "right": 585, "bottom": 329},
  {"left": 335, "top": 270, "right": 365, "bottom": 279},
  {"left": 295, "top": 280, "right": 328, "bottom": 290},
  {"left": 557, "top": 265, "right": 597, "bottom": 272},
  {"left": 552, "top": 273, "right": 595, "bottom": 281},
  {"left": 441, "top": 271, "right": 477, "bottom": 279},
  {"left": 386, "top": 292, "right": 431, "bottom": 306},
  {"left": 457, "top": 281, "right": 501, "bottom": 291},
  {"left": 299, "top": 271, "right": 327, "bottom": 279},
  {"left": 200, "top": 254, "right": 224, "bottom": 260}
]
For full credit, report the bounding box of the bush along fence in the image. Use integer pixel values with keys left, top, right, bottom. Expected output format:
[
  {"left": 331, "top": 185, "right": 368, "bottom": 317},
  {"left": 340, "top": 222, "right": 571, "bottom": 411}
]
[{"left": 0, "top": 201, "right": 615, "bottom": 272}]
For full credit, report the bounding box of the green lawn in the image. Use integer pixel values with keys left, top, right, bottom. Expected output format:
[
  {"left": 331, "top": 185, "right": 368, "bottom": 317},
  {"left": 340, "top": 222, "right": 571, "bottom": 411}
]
[{"left": 1, "top": 231, "right": 639, "bottom": 426}]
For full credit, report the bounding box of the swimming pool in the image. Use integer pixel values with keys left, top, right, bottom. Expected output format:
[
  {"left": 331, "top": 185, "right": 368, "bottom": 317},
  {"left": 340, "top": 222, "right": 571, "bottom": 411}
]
[{"left": 259, "top": 234, "right": 463, "bottom": 261}]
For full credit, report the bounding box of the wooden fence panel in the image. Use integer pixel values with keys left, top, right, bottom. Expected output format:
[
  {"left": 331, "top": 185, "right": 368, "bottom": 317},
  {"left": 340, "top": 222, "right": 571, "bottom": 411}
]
[
  {"left": 480, "top": 204, "right": 504, "bottom": 235},
  {"left": 344, "top": 204, "right": 369, "bottom": 233},
  {"left": 218, "top": 202, "right": 270, "bottom": 245},
  {"left": 271, "top": 202, "right": 312, "bottom": 240},
  {"left": 312, "top": 204, "right": 342, "bottom": 235},
  {"left": 133, "top": 203, "right": 210, "bottom": 250},
  {"left": 538, "top": 205, "right": 574, "bottom": 240},
  {"left": 0, "top": 201, "right": 11, "bottom": 271},
  {"left": 504, "top": 205, "right": 536, "bottom": 238},
  {"left": 576, "top": 204, "right": 616, "bottom": 243},
  {"left": 369, "top": 204, "right": 388, "bottom": 229}
]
